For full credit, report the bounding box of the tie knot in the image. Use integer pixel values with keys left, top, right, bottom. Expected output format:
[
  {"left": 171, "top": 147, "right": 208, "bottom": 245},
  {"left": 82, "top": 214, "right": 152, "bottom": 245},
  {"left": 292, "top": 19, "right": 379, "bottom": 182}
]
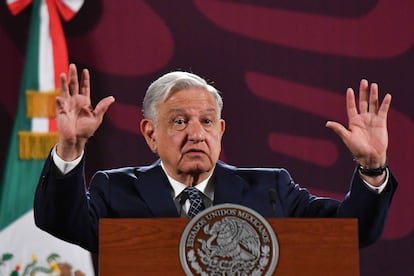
[{"left": 184, "top": 186, "right": 200, "bottom": 198}]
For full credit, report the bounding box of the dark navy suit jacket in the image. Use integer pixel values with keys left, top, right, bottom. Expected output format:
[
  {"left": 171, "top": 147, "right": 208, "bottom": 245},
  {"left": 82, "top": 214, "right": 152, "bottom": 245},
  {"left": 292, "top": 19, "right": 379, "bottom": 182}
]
[{"left": 34, "top": 156, "right": 397, "bottom": 253}]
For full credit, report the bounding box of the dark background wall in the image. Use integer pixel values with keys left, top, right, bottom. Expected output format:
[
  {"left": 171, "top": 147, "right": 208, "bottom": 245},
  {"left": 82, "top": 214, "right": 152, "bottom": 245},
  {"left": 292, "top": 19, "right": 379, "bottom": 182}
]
[{"left": 1, "top": 1, "right": 413, "bottom": 274}]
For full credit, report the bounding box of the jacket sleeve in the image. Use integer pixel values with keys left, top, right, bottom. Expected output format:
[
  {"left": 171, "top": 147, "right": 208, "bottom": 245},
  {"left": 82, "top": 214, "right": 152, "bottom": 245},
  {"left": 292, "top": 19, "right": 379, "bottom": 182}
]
[
  {"left": 33, "top": 154, "right": 99, "bottom": 252},
  {"left": 279, "top": 167, "right": 397, "bottom": 247},
  {"left": 337, "top": 168, "right": 397, "bottom": 247}
]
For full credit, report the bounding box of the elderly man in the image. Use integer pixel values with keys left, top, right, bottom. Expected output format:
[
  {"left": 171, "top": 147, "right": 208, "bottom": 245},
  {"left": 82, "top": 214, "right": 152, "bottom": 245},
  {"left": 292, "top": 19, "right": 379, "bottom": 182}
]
[{"left": 34, "top": 64, "right": 397, "bottom": 253}]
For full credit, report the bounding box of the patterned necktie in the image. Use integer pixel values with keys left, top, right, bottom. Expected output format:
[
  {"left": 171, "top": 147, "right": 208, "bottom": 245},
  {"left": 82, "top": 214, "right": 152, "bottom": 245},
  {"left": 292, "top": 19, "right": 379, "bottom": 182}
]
[{"left": 184, "top": 187, "right": 204, "bottom": 218}]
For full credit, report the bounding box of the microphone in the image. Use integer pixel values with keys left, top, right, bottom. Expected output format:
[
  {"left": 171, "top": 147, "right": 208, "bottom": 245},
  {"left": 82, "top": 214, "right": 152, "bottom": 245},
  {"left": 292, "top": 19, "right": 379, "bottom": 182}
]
[{"left": 268, "top": 188, "right": 277, "bottom": 216}]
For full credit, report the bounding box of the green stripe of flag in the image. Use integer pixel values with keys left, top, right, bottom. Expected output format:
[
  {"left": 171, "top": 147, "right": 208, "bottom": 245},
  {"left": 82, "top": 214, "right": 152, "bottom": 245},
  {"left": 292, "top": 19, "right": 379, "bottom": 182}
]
[{"left": 0, "top": 0, "right": 45, "bottom": 230}]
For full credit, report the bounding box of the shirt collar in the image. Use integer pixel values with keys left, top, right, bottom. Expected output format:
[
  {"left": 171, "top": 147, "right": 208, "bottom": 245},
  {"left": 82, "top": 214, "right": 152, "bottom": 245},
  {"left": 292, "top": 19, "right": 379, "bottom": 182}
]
[{"left": 160, "top": 161, "right": 214, "bottom": 201}]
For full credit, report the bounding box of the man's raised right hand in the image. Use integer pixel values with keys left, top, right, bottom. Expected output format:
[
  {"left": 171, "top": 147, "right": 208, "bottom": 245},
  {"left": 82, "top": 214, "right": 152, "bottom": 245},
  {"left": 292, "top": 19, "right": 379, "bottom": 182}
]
[{"left": 55, "top": 63, "right": 115, "bottom": 161}]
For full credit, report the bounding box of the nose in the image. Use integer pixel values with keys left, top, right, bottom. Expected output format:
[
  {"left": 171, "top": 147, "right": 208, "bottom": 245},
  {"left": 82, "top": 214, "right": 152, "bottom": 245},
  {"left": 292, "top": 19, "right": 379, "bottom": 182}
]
[{"left": 187, "top": 120, "right": 206, "bottom": 142}]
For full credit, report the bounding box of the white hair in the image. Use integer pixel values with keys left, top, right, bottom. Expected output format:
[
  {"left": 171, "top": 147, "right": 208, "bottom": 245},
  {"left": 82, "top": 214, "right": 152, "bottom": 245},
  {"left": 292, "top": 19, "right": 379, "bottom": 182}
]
[{"left": 142, "top": 71, "right": 223, "bottom": 121}]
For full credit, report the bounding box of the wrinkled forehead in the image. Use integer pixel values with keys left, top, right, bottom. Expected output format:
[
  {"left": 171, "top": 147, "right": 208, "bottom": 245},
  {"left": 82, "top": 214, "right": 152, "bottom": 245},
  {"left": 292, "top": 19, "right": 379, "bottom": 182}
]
[
  {"left": 163, "top": 88, "right": 220, "bottom": 108},
  {"left": 160, "top": 88, "right": 220, "bottom": 114}
]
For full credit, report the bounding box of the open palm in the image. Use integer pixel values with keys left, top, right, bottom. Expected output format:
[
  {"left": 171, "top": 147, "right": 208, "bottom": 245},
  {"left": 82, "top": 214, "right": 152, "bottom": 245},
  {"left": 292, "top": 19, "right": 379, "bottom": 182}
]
[
  {"left": 326, "top": 79, "right": 391, "bottom": 169},
  {"left": 56, "top": 64, "right": 115, "bottom": 160}
]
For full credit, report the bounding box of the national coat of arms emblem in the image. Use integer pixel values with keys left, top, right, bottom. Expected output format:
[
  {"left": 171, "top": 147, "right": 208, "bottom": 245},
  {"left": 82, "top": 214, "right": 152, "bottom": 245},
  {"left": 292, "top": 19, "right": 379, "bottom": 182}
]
[{"left": 179, "top": 204, "right": 279, "bottom": 275}]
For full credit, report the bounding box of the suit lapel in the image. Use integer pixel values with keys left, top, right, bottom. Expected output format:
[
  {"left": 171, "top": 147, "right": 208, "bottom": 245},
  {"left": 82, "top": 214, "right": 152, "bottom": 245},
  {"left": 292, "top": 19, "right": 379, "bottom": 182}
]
[
  {"left": 133, "top": 161, "right": 246, "bottom": 216},
  {"left": 133, "top": 161, "right": 179, "bottom": 217},
  {"left": 213, "top": 163, "right": 246, "bottom": 205}
]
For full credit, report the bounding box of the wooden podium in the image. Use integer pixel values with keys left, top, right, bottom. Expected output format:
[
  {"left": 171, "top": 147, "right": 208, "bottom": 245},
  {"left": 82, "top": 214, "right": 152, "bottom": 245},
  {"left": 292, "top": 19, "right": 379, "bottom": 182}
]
[{"left": 99, "top": 218, "right": 359, "bottom": 275}]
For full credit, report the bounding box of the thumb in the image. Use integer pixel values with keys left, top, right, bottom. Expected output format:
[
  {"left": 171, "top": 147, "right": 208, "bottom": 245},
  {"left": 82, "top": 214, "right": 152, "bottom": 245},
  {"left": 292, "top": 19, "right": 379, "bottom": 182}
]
[
  {"left": 326, "top": 121, "right": 349, "bottom": 140},
  {"left": 95, "top": 96, "right": 115, "bottom": 118}
]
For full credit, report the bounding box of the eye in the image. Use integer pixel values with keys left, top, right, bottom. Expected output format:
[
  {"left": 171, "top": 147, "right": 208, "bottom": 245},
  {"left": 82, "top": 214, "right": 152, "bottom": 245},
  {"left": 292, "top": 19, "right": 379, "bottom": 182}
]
[
  {"left": 203, "top": 119, "right": 213, "bottom": 125},
  {"left": 175, "top": 118, "right": 186, "bottom": 125},
  {"left": 172, "top": 118, "right": 187, "bottom": 130}
]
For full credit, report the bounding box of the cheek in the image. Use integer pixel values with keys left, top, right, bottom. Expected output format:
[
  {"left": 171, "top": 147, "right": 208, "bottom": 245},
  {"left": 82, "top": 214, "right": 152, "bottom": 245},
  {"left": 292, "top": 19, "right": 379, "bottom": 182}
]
[
  {"left": 208, "top": 133, "right": 223, "bottom": 151},
  {"left": 164, "top": 132, "right": 186, "bottom": 148}
]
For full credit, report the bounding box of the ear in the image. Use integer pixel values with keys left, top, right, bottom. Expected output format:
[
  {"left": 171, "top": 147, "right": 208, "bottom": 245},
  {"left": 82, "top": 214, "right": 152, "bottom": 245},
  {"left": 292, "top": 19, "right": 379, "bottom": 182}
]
[
  {"left": 140, "top": 119, "right": 157, "bottom": 153},
  {"left": 219, "top": 119, "right": 226, "bottom": 138}
]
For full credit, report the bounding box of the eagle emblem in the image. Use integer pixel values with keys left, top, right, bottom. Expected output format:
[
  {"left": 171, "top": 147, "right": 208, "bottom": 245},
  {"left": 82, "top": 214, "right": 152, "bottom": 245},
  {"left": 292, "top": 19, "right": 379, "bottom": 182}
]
[{"left": 180, "top": 204, "right": 278, "bottom": 275}]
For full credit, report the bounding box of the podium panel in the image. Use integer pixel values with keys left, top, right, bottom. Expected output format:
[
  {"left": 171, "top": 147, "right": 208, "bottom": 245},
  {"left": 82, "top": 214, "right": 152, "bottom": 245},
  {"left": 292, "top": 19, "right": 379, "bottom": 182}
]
[{"left": 99, "top": 218, "right": 359, "bottom": 275}]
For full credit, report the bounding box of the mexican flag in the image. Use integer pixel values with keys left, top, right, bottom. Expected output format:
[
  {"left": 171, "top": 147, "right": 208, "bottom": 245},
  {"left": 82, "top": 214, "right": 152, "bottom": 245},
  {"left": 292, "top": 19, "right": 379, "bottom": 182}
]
[{"left": 0, "top": 0, "right": 94, "bottom": 275}]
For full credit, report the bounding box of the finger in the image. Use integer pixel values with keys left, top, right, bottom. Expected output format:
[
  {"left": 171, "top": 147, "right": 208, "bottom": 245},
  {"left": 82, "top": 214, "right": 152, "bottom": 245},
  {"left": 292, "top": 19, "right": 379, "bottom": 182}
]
[
  {"left": 68, "top": 63, "right": 79, "bottom": 95},
  {"left": 378, "top": 93, "right": 392, "bottom": 119},
  {"left": 55, "top": 96, "right": 65, "bottom": 112},
  {"left": 346, "top": 88, "right": 358, "bottom": 119},
  {"left": 59, "top": 72, "right": 69, "bottom": 97},
  {"left": 368, "top": 83, "right": 379, "bottom": 113},
  {"left": 94, "top": 96, "right": 116, "bottom": 118},
  {"left": 358, "top": 79, "right": 369, "bottom": 114},
  {"left": 80, "top": 69, "right": 90, "bottom": 98}
]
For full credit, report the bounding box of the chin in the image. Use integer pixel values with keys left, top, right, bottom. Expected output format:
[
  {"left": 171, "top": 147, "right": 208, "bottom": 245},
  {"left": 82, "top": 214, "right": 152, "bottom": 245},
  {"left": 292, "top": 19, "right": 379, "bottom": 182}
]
[{"left": 181, "top": 162, "right": 213, "bottom": 175}]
